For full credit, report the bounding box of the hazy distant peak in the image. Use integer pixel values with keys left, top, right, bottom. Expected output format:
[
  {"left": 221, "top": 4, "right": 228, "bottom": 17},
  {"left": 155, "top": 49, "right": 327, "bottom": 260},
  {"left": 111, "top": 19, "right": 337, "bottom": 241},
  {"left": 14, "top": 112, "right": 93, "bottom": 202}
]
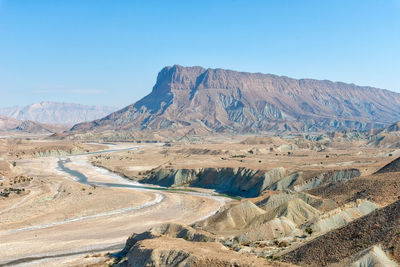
[{"left": 0, "top": 102, "right": 118, "bottom": 125}]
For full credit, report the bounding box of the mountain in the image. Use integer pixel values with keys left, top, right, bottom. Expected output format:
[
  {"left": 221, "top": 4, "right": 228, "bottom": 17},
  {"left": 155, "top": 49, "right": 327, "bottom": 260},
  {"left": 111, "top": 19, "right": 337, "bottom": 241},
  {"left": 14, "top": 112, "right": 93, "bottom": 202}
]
[
  {"left": 0, "top": 116, "right": 22, "bottom": 131},
  {"left": 0, "top": 115, "right": 64, "bottom": 134},
  {"left": 0, "top": 102, "right": 118, "bottom": 125},
  {"left": 71, "top": 65, "right": 400, "bottom": 133}
]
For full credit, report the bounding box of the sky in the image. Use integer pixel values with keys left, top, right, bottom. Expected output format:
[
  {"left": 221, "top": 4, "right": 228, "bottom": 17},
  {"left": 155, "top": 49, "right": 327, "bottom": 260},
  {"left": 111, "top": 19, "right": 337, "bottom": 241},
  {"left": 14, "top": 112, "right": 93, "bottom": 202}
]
[{"left": 0, "top": 0, "right": 400, "bottom": 108}]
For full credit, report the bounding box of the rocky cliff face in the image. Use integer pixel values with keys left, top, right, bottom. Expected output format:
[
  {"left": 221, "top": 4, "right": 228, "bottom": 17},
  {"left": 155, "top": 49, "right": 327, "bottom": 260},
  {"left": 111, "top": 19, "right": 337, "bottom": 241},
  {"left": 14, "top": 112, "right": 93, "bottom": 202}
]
[
  {"left": 0, "top": 101, "right": 118, "bottom": 125},
  {"left": 141, "top": 167, "right": 360, "bottom": 198},
  {"left": 71, "top": 65, "right": 400, "bottom": 133}
]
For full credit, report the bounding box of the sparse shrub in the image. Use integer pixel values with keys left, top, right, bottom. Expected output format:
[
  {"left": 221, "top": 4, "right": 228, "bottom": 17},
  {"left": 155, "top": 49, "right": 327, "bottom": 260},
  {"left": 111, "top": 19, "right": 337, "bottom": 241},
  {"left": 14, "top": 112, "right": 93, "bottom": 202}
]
[
  {"left": 278, "top": 241, "right": 288, "bottom": 247},
  {"left": 305, "top": 227, "right": 313, "bottom": 235},
  {"left": 231, "top": 155, "right": 246, "bottom": 158}
]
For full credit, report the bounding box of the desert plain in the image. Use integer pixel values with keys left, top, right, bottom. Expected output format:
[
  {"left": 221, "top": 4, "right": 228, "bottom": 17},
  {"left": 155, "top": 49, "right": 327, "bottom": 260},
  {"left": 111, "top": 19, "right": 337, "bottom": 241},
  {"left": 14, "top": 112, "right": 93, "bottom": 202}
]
[{"left": 0, "top": 132, "right": 399, "bottom": 266}]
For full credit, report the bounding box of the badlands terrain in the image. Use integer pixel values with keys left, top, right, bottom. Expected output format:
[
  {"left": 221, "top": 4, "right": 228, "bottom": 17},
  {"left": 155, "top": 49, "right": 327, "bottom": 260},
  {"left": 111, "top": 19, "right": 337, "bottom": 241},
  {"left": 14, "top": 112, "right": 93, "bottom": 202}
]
[
  {"left": 0, "top": 129, "right": 399, "bottom": 266},
  {"left": 1, "top": 66, "right": 400, "bottom": 266}
]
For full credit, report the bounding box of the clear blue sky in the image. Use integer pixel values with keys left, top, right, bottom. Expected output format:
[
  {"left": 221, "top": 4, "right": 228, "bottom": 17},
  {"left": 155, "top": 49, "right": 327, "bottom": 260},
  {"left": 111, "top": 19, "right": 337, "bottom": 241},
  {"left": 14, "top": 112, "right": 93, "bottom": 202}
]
[{"left": 1, "top": 0, "right": 400, "bottom": 108}]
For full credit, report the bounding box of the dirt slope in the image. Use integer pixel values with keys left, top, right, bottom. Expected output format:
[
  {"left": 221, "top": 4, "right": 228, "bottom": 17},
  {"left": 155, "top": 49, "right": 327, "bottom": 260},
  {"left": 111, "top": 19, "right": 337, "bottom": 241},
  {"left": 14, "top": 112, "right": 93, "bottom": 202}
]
[
  {"left": 282, "top": 200, "right": 400, "bottom": 266},
  {"left": 375, "top": 157, "right": 400, "bottom": 174}
]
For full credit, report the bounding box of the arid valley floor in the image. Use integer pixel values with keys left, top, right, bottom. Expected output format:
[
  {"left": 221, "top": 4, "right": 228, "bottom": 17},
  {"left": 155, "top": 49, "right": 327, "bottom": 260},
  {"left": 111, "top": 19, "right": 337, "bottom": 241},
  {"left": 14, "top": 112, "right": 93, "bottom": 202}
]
[{"left": 0, "top": 132, "right": 399, "bottom": 266}]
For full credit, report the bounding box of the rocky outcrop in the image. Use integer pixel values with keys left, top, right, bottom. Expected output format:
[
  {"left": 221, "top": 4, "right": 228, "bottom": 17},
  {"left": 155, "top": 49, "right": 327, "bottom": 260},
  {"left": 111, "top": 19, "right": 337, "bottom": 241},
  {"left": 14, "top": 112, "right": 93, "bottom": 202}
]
[
  {"left": 120, "top": 236, "right": 287, "bottom": 267},
  {"left": 254, "top": 191, "right": 337, "bottom": 212},
  {"left": 306, "top": 200, "right": 378, "bottom": 234},
  {"left": 140, "top": 167, "right": 360, "bottom": 198},
  {"left": 115, "top": 223, "right": 290, "bottom": 267},
  {"left": 293, "top": 169, "right": 361, "bottom": 192},
  {"left": 71, "top": 65, "right": 400, "bottom": 133},
  {"left": 141, "top": 167, "right": 286, "bottom": 197},
  {"left": 117, "top": 223, "right": 217, "bottom": 258},
  {"left": 197, "top": 198, "right": 321, "bottom": 242},
  {"left": 240, "top": 198, "right": 321, "bottom": 241}
]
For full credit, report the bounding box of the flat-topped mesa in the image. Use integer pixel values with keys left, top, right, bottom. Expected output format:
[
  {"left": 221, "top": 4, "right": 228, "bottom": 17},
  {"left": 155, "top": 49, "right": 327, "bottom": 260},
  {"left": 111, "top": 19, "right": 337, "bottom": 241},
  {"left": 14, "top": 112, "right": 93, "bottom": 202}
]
[
  {"left": 70, "top": 65, "right": 400, "bottom": 133},
  {"left": 154, "top": 65, "right": 206, "bottom": 91}
]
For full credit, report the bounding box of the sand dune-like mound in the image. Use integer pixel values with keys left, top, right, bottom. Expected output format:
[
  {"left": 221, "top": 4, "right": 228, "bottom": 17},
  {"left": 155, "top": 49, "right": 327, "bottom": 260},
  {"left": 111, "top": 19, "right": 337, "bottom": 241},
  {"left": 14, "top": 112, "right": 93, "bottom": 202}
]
[
  {"left": 197, "top": 200, "right": 266, "bottom": 232},
  {"left": 199, "top": 198, "right": 321, "bottom": 242},
  {"left": 241, "top": 216, "right": 299, "bottom": 241},
  {"left": 241, "top": 198, "right": 321, "bottom": 241},
  {"left": 255, "top": 191, "right": 337, "bottom": 212},
  {"left": 264, "top": 198, "right": 322, "bottom": 226}
]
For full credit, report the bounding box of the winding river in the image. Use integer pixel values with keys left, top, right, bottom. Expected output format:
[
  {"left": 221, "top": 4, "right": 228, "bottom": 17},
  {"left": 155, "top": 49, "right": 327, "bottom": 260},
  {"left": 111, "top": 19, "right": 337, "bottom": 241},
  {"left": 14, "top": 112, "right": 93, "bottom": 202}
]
[{"left": 0, "top": 145, "right": 228, "bottom": 266}]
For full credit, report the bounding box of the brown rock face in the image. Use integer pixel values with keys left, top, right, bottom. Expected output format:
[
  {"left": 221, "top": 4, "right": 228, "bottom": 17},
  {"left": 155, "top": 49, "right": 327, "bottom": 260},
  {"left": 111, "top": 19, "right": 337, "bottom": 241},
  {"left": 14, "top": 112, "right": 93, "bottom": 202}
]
[{"left": 71, "top": 65, "right": 400, "bottom": 133}]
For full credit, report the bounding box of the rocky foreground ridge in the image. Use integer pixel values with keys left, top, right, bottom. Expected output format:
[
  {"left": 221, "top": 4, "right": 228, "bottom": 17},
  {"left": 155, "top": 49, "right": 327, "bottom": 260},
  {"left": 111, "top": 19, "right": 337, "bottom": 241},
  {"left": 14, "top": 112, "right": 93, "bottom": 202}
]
[{"left": 71, "top": 65, "right": 400, "bottom": 133}]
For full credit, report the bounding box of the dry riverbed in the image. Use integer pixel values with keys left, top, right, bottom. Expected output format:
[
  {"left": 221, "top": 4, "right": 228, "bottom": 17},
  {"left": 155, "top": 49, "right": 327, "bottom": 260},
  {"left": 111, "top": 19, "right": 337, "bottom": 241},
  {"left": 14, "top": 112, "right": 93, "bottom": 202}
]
[{"left": 0, "top": 144, "right": 226, "bottom": 266}]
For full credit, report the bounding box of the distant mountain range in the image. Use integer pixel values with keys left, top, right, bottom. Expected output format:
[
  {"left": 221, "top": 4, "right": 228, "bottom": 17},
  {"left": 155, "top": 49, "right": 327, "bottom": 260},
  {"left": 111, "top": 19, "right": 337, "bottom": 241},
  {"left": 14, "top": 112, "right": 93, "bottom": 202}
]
[
  {"left": 71, "top": 65, "right": 400, "bottom": 134},
  {"left": 0, "top": 102, "right": 118, "bottom": 125}
]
